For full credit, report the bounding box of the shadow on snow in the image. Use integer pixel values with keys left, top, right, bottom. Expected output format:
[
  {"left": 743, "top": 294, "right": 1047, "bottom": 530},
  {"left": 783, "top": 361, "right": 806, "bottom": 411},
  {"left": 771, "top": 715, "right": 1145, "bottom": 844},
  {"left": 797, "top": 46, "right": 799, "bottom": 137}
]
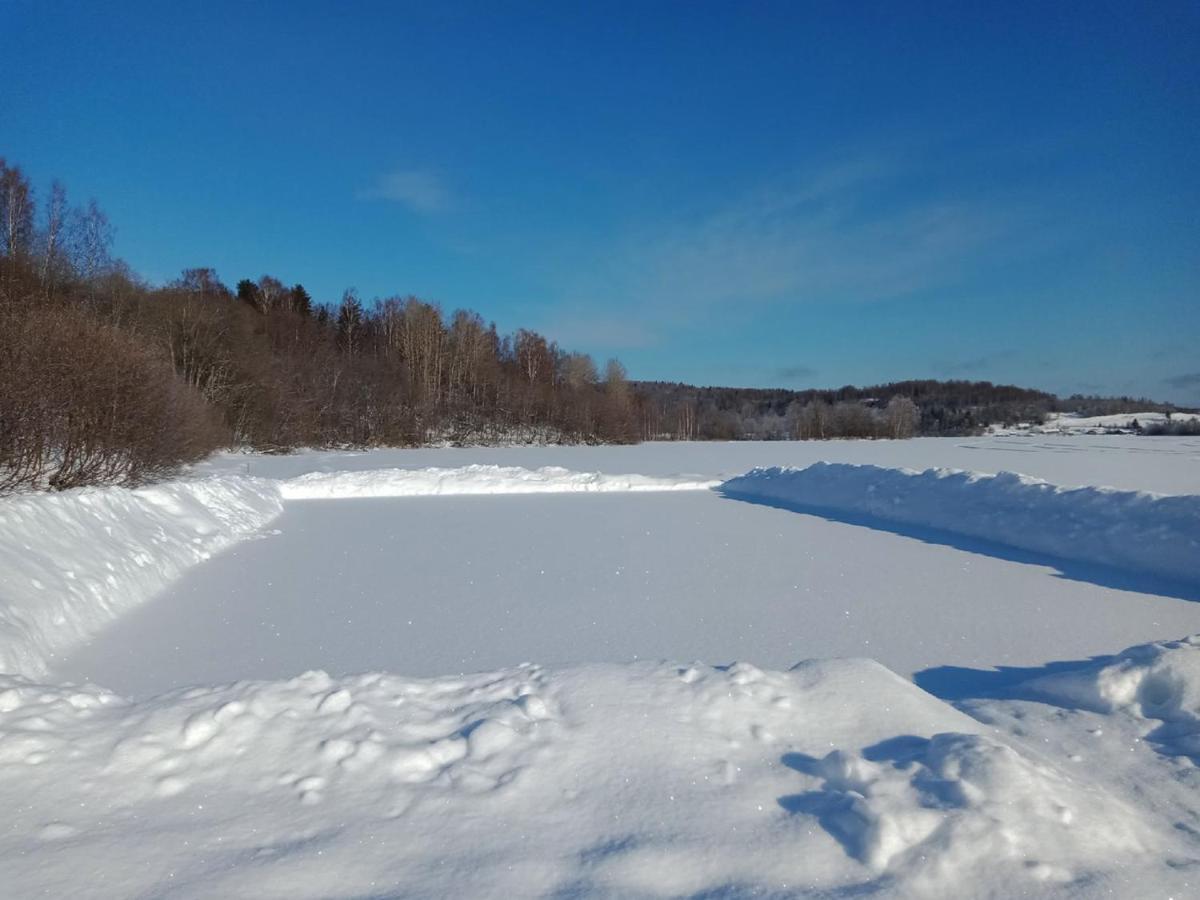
[{"left": 716, "top": 490, "right": 1200, "bottom": 604}]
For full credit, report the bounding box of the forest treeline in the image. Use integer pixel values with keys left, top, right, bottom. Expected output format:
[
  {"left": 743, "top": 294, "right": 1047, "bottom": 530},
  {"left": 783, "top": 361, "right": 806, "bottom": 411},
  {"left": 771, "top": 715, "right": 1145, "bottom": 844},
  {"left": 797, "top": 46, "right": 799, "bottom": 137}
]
[
  {"left": 632, "top": 381, "right": 1195, "bottom": 441},
  {"left": 635, "top": 381, "right": 1040, "bottom": 441},
  {"left": 0, "top": 158, "right": 638, "bottom": 492},
  {"left": 1, "top": 156, "right": 1193, "bottom": 492}
]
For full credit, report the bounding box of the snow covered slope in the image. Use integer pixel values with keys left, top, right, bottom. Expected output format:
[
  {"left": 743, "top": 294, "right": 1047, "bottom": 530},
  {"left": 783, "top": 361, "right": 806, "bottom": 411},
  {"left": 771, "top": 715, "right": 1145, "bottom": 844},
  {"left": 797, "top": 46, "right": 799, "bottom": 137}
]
[
  {"left": 721, "top": 463, "right": 1200, "bottom": 585},
  {"left": 1040, "top": 412, "right": 1200, "bottom": 434},
  {"left": 0, "top": 477, "right": 283, "bottom": 677},
  {"left": 2, "top": 654, "right": 1190, "bottom": 898}
]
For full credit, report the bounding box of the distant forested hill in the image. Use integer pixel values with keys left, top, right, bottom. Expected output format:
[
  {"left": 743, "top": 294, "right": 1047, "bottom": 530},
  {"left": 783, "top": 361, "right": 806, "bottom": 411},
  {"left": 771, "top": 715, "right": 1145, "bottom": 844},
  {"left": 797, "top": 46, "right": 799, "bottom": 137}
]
[{"left": 632, "top": 380, "right": 1191, "bottom": 440}]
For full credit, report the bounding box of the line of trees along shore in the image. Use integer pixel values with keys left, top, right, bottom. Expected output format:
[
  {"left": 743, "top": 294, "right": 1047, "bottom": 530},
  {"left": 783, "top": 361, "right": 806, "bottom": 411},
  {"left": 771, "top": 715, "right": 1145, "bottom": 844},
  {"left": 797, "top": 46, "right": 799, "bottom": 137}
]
[
  {"left": 2, "top": 156, "right": 1191, "bottom": 492},
  {"left": 634, "top": 380, "right": 1049, "bottom": 441},
  {"left": 1, "top": 157, "right": 638, "bottom": 492},
  {"left": 635, "top": 381, "right": 1197, "bottom": 442}
]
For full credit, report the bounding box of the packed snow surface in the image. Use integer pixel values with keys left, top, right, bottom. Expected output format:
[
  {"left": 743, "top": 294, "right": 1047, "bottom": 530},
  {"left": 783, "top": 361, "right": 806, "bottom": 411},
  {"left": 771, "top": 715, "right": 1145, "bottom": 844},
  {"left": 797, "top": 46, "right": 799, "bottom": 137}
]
[
  {"left": 3, "top": 438, "right": 1200, "bottom": 897},
  {"left": 720, "top": 463, "right": 1200, "bottom": 585},
  {"left": 56, "top": 491, "right": 1200, "bottom": 697}
]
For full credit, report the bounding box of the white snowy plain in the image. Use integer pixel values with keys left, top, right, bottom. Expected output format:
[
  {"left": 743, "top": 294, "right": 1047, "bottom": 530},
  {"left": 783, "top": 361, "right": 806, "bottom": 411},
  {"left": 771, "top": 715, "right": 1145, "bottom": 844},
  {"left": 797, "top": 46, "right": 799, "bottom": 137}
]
[{"left": 2, "top": 436, "right": 1199, "bottom": 898}]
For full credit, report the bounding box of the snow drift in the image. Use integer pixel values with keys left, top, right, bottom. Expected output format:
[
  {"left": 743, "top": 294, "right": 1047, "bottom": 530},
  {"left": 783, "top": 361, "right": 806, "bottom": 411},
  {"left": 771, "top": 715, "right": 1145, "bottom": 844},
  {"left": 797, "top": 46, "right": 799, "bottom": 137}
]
[
  {"left": 279, "top": 464, "right": 718, "bottom": 500},
  {"left": 720, "top": 463, "right": 1200, "bottom": 585},
  {"left": 0, "top": 655, "right": 1179, "bottom": 898},
  {"left": 1026, "top": 635, "right": 1200, "bottom": 757},
  {"left": 0, "top": 477, "right": 283, "bottom": 677}
]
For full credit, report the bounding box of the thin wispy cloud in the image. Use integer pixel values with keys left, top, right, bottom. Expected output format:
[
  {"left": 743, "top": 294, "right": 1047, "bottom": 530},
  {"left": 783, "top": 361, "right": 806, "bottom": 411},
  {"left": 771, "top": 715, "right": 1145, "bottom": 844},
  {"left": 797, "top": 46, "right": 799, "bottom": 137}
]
[
  {"left": 774, "top": 364, "right": 818, "bottom": 382},
  {"left": 359, "top": 169, "right": 451, "bottom": 214},
  {"left": 550, "top": 151, "right": 1051, "bottom": 337},
  {"left": 538, "top": 310, "right": 658, "bottom": 351},
  {"left": 1164, "top": 372, "right": 1200, "bottom": 389},
  {"left": 630, "top": 166, "right": 1026, "bottom": 311},
  {"left": 932, "top": 350, "right": 1018, "bottom": 377}
]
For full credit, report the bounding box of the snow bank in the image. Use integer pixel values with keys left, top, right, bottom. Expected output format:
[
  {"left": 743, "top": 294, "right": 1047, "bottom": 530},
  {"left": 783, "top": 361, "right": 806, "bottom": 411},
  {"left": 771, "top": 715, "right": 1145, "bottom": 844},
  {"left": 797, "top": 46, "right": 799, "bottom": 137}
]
[
  {"left": 1026, "top": 636, "right": 1200, "bottom": 757},
  {"left": 0, "top": 478, "right": 283, "bottom": 677},
  {"left": 721, "top": 463, "right": 1200, "bottom": 584},
  {"left": 0, "top": 656, "right": 1176, "bottom": 898},
  {"left": 280, "top": 464, "right": 719, "bottom": 499},
  {"left": 0, "top": 465, "right": 716, "bottom": 677}
]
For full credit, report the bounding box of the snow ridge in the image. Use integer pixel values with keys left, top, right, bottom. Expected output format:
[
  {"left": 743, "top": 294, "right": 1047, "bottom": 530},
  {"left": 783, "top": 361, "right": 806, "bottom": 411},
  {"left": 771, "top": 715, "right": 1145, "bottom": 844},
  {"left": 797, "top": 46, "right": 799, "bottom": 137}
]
[
  {"left": 279, "top": 464, "right": 719, "bottom": 500},
  {"left": 0, "top": 477, "right": 285, "bottom": 677},
  {"left": 720, "top": 462, "right": 1200, "bottom": 585}
]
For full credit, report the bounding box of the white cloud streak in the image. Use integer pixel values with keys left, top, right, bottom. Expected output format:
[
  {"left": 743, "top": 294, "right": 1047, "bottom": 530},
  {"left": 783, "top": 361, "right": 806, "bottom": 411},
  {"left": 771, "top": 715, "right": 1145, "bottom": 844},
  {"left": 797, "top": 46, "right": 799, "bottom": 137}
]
[
  {"left": 359, "top": 169, "right": 451, "bottom": 214},
  {"left": 546, "top": 153, "right": 1048, "bottom": 337},
  {"left": 629, "top": 166, "right": 1018, "bottom": 309}
]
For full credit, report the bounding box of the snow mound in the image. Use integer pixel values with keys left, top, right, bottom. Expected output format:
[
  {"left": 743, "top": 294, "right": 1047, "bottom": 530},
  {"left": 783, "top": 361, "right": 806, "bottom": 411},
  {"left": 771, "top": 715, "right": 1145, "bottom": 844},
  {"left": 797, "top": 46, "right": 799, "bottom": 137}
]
[
  {"left": 1026, "top": 635, "right": 1200, "bottom": 757},
  {"left": 280, "top": 464, "right": 719, "bottom": 499},
  {"left": 0, "top": 656, "right": 1172, "bottom": 898},
  {"left": 721, "top": 462, "right": 1200, "bottom": 584},
  {"left": 0, "top": 478, "right": 283, "bottom": 677},
  {"left": 783, "top": 730, "right": 1154, "bottom": 885}
]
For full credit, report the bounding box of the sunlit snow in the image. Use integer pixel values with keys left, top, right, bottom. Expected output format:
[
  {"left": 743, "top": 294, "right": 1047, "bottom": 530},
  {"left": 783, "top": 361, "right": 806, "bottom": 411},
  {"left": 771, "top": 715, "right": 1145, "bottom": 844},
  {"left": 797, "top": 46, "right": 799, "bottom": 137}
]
[{"left": 1, "top": 436, "right": 1198, "bottom": 898}]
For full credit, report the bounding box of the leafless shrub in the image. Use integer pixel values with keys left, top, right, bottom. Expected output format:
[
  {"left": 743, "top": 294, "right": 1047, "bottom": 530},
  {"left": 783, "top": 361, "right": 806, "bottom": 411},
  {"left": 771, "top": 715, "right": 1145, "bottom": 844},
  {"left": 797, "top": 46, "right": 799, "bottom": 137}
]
[{"left": 0, "top": 300, "right": 227, "bottom": 492}]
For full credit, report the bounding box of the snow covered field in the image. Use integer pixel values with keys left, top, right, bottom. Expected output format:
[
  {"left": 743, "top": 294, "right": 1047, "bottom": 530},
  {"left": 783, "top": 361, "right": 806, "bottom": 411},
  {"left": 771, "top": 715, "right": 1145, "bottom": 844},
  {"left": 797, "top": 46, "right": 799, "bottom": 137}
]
[
  {"left": 983, "top": 412, "right": 1200, "bottom": 436},
  {"left": 2, "top": 437, "right": 1199, "bottom": 897},
  {"left": 193, "top": 434, "right": 1200, "bottom": 493},
  {"left": 56, "top": 488, "right": 1199, "bottom": 698}
]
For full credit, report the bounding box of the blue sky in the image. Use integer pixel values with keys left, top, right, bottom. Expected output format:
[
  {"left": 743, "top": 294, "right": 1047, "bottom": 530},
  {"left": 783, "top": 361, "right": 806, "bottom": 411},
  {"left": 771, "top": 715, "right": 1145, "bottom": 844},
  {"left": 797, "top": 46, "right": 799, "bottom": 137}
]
[{"left": 5, "top": 0, "right": 1198, "bottom": 403}]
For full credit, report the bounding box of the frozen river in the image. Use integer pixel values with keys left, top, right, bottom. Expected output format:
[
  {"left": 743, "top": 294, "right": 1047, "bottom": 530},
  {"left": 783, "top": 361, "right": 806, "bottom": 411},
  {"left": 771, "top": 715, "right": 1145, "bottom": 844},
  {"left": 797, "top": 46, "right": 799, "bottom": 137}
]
[{"left": 57, "top": 483, "right": 1200, "bottom": 697}]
